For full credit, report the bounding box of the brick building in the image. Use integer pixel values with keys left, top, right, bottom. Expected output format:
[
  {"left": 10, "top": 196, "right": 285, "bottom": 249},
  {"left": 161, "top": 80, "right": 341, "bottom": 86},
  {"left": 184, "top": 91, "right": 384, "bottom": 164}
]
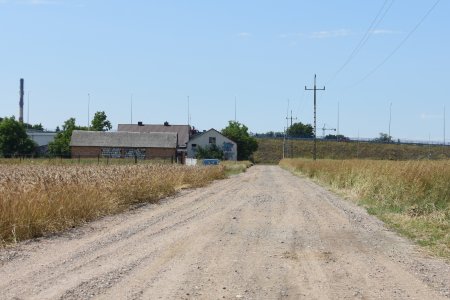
[
  {"left": 70, "top": 130, "right": 177, "bottom": 159},
  {"left": 118, "top": 122, "right": 193, "bottom": 163}
]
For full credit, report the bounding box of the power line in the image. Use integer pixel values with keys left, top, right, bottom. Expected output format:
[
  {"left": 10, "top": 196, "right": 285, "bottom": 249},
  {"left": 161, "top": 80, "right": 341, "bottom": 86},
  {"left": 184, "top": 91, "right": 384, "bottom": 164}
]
[
  {"left": 349, "top": 0, "right": 442, "bottom": 88},
  {"left": 327, "top": 0, "right": 395, "bottom": 85},
  {"left": 295, "top": 89, "right": 306, "bottom": 121}
]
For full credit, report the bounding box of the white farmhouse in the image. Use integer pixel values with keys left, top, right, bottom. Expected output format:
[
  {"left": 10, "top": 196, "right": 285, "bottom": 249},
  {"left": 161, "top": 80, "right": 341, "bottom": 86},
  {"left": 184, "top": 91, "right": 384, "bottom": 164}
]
[{"left": 187, "top": 129, "right": 237, "bottom": 161}]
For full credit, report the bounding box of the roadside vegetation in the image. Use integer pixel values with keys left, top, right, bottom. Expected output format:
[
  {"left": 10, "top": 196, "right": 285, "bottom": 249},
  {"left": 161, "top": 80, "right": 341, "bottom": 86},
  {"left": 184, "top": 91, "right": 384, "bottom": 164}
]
[
  {"left": 280, "top": 158, "right": 450, "bottom": 259},
  {"left": 255, "top": 138, "right": 450, "bottom": 164},
  {"left": 0, "top": 163, "right": 226, "bottom": 245},
  {"left": 221, "top": 160, "right": 253, "bottom": 176}
]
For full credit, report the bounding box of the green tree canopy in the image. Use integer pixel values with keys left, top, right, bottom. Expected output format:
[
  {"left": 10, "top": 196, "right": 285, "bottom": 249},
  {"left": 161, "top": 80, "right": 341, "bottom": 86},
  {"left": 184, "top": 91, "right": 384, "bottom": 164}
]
[
  {"left": 0, "top": 117, "right": 36, "bottom": 157},
  {"left": 324, "top": 134, "right": 348, "bottom": 141},
  {"left": 286, "top": 122, "right": 314, "bottom": 138},
  {"left": 91, "top": 111, "right": 112, "bottom": 131},
  {"left": 24, "top": 122, "right": 44, "bottom": 131},
  {"left": 48, "top": 118, "right": 87, "bottom": 156},
  {"left": 373, "top": 132, "right": 393, "bottom": 143},
  {"left": 221, "top": 121, "right": 258, "bottom": 161}
]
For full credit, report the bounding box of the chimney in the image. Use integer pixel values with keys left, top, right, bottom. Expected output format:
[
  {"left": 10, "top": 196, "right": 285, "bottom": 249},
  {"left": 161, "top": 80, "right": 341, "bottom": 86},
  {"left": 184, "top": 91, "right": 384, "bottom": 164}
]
[{"left": 19, "top": 78, "right": 24, "bottom": 123}]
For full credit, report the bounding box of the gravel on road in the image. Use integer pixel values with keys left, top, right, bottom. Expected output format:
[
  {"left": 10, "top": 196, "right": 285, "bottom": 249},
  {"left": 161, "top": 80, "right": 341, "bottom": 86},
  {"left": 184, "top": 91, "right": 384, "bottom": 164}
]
[{"left": 1, "top": 165, "right": 449, "bottom": 299}]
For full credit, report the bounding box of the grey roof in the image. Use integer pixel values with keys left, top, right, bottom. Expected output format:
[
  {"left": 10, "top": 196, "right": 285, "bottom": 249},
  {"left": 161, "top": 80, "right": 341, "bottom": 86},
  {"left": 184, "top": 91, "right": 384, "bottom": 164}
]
[
  {"left": 70, "top": 130, "right": 177, "bottom": 148},
  {"left": 118, "top": 124, "right": 191, "bottom": 147},
  {"left": 188, "top": 128, "right": 236, "bottom": 145}
]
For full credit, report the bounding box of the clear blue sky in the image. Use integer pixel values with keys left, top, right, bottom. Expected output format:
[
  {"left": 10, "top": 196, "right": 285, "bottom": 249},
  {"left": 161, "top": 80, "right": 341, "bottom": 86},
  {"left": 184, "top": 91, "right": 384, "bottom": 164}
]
[{"left": 1, "top": 0, "right": 449, "bottom": 141}]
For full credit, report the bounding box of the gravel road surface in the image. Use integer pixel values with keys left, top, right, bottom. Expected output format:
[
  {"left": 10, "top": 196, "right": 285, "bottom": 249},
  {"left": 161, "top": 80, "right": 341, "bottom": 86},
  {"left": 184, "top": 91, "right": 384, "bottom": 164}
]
[{"left": 1, "top": 165, "right": 449, "bottom": 299}]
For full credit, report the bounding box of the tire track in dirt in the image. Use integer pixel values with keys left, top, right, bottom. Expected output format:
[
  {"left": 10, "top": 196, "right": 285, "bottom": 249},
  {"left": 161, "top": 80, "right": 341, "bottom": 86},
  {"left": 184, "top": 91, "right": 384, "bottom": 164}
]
[{"left": 0, "top": 165, "right": 448, "bottom": 299}]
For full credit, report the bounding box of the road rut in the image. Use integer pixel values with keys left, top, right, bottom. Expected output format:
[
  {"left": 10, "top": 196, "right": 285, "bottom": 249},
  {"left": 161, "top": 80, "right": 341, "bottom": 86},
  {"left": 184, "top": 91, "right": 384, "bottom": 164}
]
[{"left": 1, "top": 165, "right": 449, "bottom": 299}]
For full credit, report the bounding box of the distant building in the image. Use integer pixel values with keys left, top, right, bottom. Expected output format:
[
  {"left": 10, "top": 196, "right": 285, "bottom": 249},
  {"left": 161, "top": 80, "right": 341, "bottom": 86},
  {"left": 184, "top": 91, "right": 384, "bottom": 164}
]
[
  {"left": 187, "top": 129, "right": 237, "bottom": 161},
  {"left": 70, "top": 130, "right": 177, "bottom": 159},
  {"left": 118, "top": 122, "right": 192, "bottom": 162},
  {"left": 26, "top": 130, "right": 57, "bottom": 154}
]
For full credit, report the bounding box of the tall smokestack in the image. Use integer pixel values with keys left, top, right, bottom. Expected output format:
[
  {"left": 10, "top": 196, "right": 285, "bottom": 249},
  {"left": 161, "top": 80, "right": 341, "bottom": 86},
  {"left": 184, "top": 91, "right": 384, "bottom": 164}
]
[{"left": 19, "top": 78, "right": 24, "bottom": 123}]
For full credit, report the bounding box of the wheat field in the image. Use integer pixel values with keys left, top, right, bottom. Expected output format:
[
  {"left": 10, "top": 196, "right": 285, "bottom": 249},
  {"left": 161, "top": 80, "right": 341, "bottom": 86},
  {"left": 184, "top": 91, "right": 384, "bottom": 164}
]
[
  {"left": 0, "top": 163, "right": 225, "bottom": 245},
  {"left": 280, "top": 158, "right": 450, "bottom": 258}
]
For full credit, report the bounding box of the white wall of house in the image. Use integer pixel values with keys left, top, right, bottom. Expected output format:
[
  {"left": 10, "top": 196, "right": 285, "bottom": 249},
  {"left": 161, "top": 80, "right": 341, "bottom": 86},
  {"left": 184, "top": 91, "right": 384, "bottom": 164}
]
[
  {"left": 27, "top": 131, "right": 57, "bottom": 147},
  {"left": 187, "top": 129, "right": 237, "bottom": 160}
]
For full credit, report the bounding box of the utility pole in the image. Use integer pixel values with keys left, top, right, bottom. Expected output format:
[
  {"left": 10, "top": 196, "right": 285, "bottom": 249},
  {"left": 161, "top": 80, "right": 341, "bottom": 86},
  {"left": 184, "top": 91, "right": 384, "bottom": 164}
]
[
  {"left": 444, "top": 105, "right": 446, "bottom": 146},
  {"left": 337, "top": 101, "right": 340, "bottom": 141},
  {"left": 322, "top": 123, "right": 336, "bottom": 138},
  {"left": 283, "top": 99, "right": 290, "bottom": 159},
  {"left": 88, "top": 93, "right": 90, "bottom": 130},
  {"left": 305, "top": 74, "right": 325, "bottom": 160},
  {"left": 19, "top": 79, "right": 24, "bottom": 123},
  {"left": 187, "top": 96, "right": 190, "bottom": 126},
  {"left": 234, "top": 96, "right": 237, "bottom": 122},
  {"left": 388, "top": 102, "right": 392, "bottom": 139},
  {"left": 286, "top": 110, "right": 297, "bottom": 158},
  {"left": 130, "top": 94, "right": 133, "bottom": 124}
]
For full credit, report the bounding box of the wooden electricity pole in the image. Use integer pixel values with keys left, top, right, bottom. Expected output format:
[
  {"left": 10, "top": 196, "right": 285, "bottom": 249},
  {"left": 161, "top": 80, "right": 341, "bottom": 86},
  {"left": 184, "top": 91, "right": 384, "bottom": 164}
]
[{"left": 305, "top": 74, "right": 325, "bottom": 160}]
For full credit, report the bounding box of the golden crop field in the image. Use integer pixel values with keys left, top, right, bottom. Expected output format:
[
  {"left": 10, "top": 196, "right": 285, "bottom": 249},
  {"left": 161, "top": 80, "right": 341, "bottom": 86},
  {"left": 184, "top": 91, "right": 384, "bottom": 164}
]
[
  {"left": 0, "top": 163, "right": 225, "bottom": 245},
  {"left": 280, "top": 158, "right": 450, "bottom": 259}
]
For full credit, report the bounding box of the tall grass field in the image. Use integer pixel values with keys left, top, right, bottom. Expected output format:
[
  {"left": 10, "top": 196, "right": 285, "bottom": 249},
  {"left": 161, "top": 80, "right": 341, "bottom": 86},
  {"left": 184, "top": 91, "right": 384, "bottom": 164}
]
[
  {"left": 255, "top": 138, "right": 450, "bottom": 164},
  {"left": 280, "top": 158, "right": 450, "bottom": 259},
  {"left": 0, "top": 163, "right": 226, "bottom": 245}
]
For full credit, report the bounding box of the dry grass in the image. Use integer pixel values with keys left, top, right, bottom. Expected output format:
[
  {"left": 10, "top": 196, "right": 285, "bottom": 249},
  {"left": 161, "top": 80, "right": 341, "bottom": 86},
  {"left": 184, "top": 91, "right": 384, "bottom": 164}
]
[
  {"left": 220, "top": 160, "right": 253, "bottom": 175},
  {"left": 0, "top": 164, "right": 225, "bottom": 245},
  {"left": 280, "top": 158, "right": 450, "bottom": 259}
]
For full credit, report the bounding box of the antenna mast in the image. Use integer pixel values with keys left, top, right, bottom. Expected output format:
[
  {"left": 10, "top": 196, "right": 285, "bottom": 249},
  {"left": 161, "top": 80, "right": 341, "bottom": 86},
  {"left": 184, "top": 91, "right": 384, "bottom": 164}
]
[
  {"left": 130, "top": 94, "right": 133, "bottom": 124},
  {"left": 27, "top": 91, "right": 30, "bottom": 128}
]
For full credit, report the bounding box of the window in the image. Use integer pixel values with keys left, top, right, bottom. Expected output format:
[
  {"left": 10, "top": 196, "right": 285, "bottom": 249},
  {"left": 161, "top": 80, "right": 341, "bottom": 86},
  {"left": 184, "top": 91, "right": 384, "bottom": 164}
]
[
  {"left": 209, "top": 137, "right": 216, "bottom": 144},
  {"left": 192, "top": 144, "right": 197, "bottom": 149}
]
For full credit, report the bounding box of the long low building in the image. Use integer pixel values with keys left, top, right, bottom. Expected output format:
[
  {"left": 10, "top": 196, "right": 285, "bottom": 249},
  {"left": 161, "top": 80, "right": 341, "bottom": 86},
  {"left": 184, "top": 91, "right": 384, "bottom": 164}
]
[{"left": 70, "top": 130, "right": 177, "bottom": 159}]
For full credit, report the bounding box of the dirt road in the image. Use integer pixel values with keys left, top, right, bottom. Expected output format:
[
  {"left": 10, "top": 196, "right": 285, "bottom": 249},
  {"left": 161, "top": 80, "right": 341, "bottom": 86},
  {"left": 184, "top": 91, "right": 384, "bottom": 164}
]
[{"left": 1, "top": 165, "right": 449, "bottom": 299}]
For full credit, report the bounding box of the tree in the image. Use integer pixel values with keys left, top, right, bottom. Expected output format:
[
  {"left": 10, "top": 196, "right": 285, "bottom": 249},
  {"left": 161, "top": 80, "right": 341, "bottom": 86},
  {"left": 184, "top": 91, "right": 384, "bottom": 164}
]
[
  {"left": 24, "top": 122, "right": 44, "bottom": 131},
  {"left": 0, "top": 117, "right": 36, "bottom": 157},
  {"left": 221, "top": 121, "right": 258, "bottom": 161},
  {"left": 91, "top": 111, "right": 112, "bottom": 131},
  {"left": 286, "top": 122, "right": 314, "bottom": 138},
  {"left": 373, "top": 132, "right": 393, "bottom": 143},
  {"left": 195, "top": 144, "right": 224, "bottom": 159},
  {"left": 48, "top": 118, "right": 87, "bottom": 156},
  {"left": 324, "top": 134, "right": 348, "bottom": 141}
]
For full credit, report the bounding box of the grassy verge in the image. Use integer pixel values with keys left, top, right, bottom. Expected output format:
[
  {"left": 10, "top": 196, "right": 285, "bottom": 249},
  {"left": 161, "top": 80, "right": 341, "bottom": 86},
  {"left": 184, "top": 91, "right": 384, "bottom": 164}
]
[
  {"left": 221, "top": 160, "right": 253, "bottom": 176},
  {"left": 0, "top": 164, "right": 225, "bottom": 245},
  {"left": 280, "top": 158, "right": 450, "bottom": 259}
]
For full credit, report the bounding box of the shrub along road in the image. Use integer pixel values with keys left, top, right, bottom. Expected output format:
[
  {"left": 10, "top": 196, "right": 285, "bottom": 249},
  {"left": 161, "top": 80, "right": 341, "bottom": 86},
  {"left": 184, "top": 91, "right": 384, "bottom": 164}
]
[{"left": 0, "top": 166, "right": 449, "bottom": 299}]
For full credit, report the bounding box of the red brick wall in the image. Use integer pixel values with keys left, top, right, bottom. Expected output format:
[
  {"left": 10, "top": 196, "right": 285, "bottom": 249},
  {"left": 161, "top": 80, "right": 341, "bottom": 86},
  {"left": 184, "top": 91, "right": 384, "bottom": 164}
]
[
  {"left": 145, "top": 147, "right": 176, "bottom": 158},
  {"left": 71, "top": 146, "right": 102, "bottom": 158},
  {"left": 71, "top": 146, "right": 176, "bottom": 159}
]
